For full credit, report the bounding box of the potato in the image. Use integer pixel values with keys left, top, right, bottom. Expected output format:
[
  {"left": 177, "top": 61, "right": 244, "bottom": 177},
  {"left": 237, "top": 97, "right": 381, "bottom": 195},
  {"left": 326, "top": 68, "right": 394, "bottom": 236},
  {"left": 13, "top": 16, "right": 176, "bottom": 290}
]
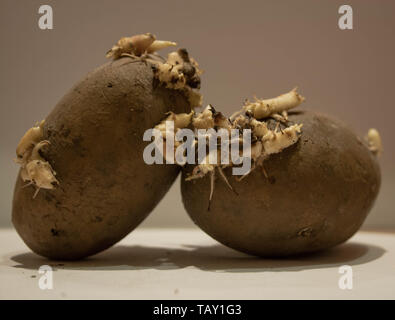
[
  {"left": 181, "top": 111, "right": 381, "bottom": 257},
  {"left": 12, "top": 56, "right": 195, "bottom": 260}
]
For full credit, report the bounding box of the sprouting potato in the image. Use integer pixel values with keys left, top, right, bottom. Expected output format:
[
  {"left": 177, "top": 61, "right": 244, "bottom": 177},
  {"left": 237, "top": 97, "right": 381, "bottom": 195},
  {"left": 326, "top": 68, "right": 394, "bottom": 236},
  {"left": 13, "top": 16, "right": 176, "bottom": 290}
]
[
  {"left": 181, "top": 111, "right": 381, "bottom": 257},
  {"left": 12, "top": 35, "right": 202, "bottom": 260}
]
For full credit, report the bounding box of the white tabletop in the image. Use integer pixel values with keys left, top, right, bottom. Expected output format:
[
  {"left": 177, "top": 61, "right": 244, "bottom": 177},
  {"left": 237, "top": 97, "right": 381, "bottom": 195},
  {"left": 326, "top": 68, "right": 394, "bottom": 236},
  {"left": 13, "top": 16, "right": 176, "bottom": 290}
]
[{"left": 0, "top": 228, "right": 394, "bottom": 300}]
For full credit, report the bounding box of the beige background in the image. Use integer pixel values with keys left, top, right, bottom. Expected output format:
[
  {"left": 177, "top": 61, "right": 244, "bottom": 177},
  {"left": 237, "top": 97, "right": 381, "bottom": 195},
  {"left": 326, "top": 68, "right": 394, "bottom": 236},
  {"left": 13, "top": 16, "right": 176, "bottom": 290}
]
[{"left": 0, "top": 0, "right": 394, "bottom": 229}]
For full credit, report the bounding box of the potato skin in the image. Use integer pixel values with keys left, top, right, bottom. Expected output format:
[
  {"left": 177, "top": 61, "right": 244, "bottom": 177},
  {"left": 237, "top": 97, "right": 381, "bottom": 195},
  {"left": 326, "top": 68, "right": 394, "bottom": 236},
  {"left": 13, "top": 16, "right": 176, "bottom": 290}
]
[
  {"left": 13, "top": 57, "right": 191, "bottom": 260},
  {"left": 181, "top": 111, "right": 381, "bottom": 257}
]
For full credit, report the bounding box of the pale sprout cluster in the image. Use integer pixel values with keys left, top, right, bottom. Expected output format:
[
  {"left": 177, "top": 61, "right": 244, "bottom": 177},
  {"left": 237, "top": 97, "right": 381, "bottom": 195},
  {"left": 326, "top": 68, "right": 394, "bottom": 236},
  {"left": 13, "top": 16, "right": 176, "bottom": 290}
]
[
  {"left": 153, "top": 88, "right": 306, "bottom": 208},
  {"left": 366, "top": 128, "right": 383, "bottom": 156},
  {"left": 106, "top": 33, "right": 176, "bottom": 59},
  {"left": 106, "top": 33, "right": 203, "bottom": 109},
  {"left": 14, "top": 120, "right": 58, "bottom": 198}
]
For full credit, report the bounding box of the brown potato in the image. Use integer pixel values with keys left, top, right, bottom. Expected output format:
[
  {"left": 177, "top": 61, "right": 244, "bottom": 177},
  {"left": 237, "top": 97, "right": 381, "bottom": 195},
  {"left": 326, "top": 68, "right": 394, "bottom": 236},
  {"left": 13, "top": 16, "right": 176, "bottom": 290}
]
[
  {"left": 181, "top": 111, "right": 381, "bottom": 257},
  {"left": 13, "top": 57, "right": 192, "bottom": 260}
]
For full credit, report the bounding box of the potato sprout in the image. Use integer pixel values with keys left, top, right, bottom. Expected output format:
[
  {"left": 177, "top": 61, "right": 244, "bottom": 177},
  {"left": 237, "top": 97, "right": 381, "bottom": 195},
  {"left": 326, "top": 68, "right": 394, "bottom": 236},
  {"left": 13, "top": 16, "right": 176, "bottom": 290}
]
[{"left": 15, "top": 120, "right": 58, "bottom": 198}]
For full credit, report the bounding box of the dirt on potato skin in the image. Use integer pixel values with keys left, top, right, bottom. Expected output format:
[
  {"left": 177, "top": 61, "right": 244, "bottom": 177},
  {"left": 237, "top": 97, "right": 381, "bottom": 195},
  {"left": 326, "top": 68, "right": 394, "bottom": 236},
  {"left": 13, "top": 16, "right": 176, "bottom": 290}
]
[
  {"left": 181, "top": 111, "right": 381, "bottom": 257},
  {"left": 12, "top": 57, "right": 191, "bottom": 260}
]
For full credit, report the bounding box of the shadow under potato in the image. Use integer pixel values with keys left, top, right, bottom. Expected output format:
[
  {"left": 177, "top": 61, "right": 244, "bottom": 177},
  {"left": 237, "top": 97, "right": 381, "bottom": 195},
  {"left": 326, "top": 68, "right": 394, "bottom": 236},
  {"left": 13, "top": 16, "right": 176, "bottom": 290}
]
[{"left": 10, "top": 241, "right": 385, "bottom": 273}]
